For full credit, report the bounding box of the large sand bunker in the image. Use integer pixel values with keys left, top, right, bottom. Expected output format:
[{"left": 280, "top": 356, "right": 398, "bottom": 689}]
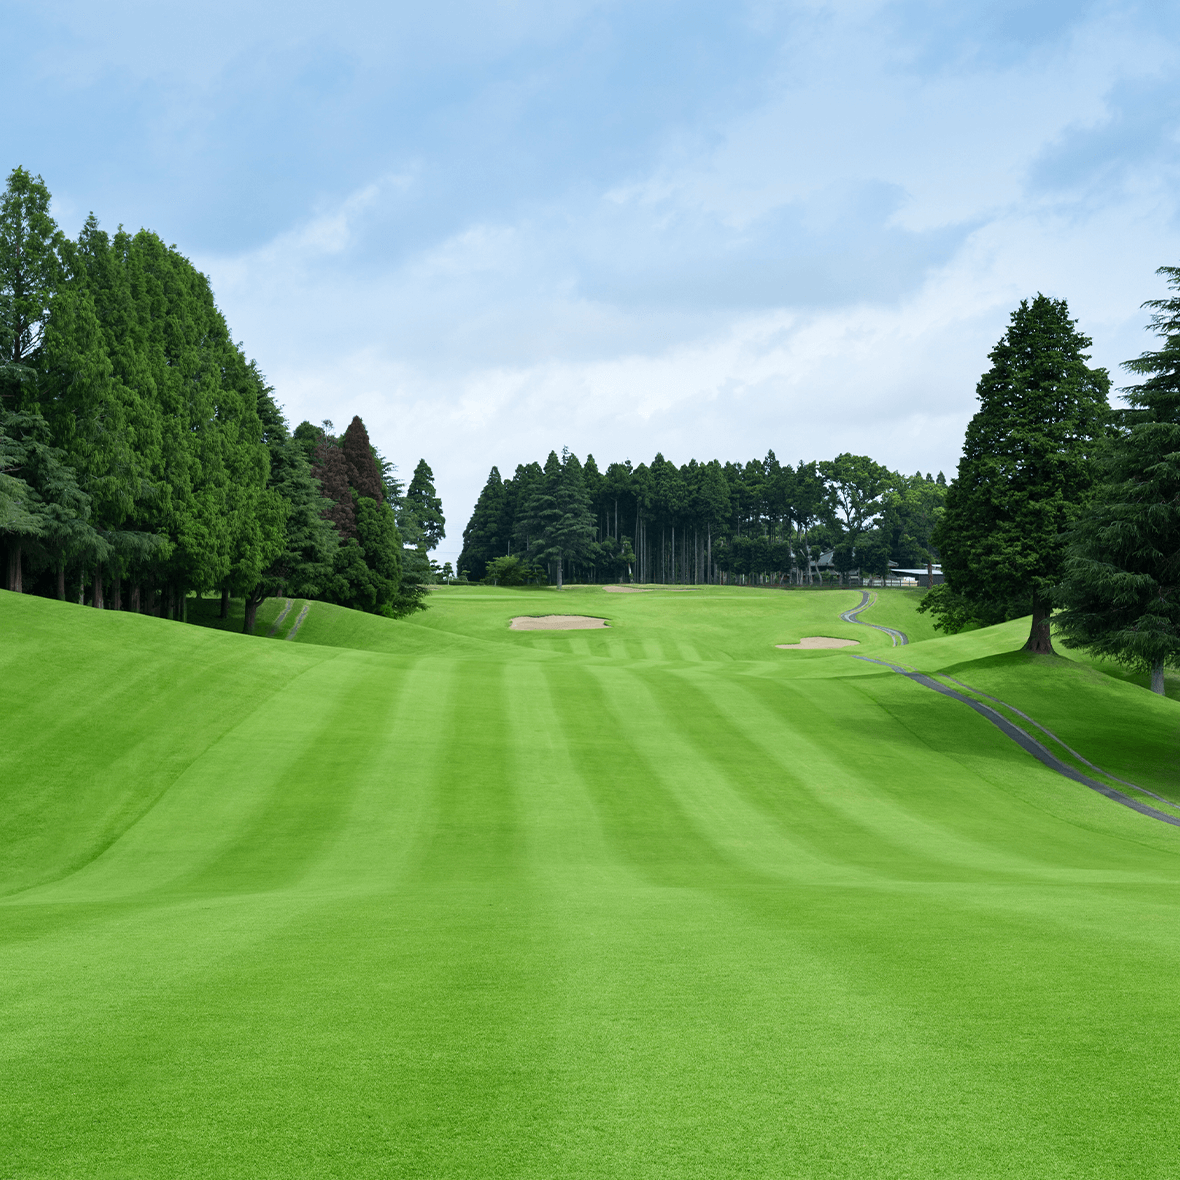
[
  {"left": 510, "top": 615, "right": 610, "bottom": 630},
  {"left": 775, "top": 636, "right": 860, "bottom": 649}
]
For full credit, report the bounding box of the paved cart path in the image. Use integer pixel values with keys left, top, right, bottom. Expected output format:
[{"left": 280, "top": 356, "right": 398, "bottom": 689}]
[
  {"left": 853, "top": 650, "right": 1180, "bottom": 828},
  {"left": 841, "top": 591, "right": 908, "bottom": 646}
]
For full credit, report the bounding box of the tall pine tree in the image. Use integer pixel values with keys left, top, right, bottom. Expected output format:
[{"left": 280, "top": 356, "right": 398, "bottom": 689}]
[
  {"left": 928, "top": 295, "right": 1109, "bottom": 651},
  {"left": 1057, "top": 266, "right": 1180, "bottom": 692}
]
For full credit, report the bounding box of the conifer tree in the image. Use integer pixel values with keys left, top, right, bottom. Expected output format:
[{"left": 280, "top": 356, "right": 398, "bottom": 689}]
[
  {"left": 0, "top": 167, "right": 63, "bottom": 381},
  {"left": 342, "top": 416, "right": 385, "bottom": 503},
  {"left": 405, "top": 458, "right": 445, "bottom": 550},
  {"left": 313, "top": 438, "right": 357, "bottom": 540},
  {"left": 928, "top": 295, "right": 1109, "bottom": 651},
  {"left": 459, "top": 466, "right": 509, "bottom": 581},
  {"left": 1057, "top": 266, "right": 1180, "bottom": 692}
]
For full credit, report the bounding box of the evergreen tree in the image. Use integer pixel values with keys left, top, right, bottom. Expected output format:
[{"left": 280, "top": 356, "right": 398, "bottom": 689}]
[
  {"left": 459, "top": 466, "right": 509, "bottom": 581},
  {"left": 518, "top": 451, "right": 563, "bottom": 580},
  {"left": 405, "top": 458, "right": 445, "bottom": 551},
  {"left": 1057, "top": 266, "right": 1180, "bottom": 692},
  {"left": 0, "top": 167, "right": 63, "bottom": 382},
  {"left": 550, "top": 450, "right": 595, "bottom": 588},
  {"left": 927, "top": 295, "right": 1109, "bottom": 651},
  {"left": 313, "top": 438, "right": 357, "bottom": 540},
  {"left": 0, "top": 408, "right": 96, "bottom": 594},
  {"left": 342, "top": 415, "right": 385, "bottom": 504}
]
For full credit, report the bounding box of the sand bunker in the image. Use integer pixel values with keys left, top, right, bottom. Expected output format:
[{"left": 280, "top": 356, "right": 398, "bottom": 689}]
[
  {"left": 775, "top": 636, "right": 860, "bottom": 649},
  {"left": 510, "top": 615, "right": 609, "bottom": 630}
]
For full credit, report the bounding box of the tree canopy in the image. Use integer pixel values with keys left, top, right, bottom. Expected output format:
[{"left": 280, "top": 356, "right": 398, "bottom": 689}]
[
  {"left": 924, "top": 294, "right": 1110, "bottom": 651},
  {"left": 1056, "top": 266, "right": 1180, "bottom": 691},
  {"left": 0, "top": 166, "right": 438, "bottom": 627}
]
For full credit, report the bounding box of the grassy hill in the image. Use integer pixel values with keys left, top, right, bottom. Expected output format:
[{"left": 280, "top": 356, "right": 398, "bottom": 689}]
[{"left": 2, "top": 585, "right": 1179, "bottom": 1178}]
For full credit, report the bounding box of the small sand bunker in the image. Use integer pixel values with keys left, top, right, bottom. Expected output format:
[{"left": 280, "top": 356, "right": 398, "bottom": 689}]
[
  {"left": 775, "top": 636, "right": 860, "bottom": 649},
  {"left": 511, "top": 615, "right": 610, "bottom": 630}
]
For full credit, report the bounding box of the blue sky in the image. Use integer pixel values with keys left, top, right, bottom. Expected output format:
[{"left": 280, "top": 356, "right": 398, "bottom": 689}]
[{"left": 7, "top": 0, "right": 1180, "bottom": 565}]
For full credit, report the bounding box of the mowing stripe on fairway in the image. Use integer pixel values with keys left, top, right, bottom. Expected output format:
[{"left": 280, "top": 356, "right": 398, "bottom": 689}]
[{"left": 5, "top": 587, "right": 1180, "bottom": 1178}]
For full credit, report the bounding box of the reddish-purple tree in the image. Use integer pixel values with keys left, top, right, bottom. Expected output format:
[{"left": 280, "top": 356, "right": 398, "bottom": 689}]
[
  {"left": 312, "top": 439, "right": 356, "bottom": 540},
  {"left": 342, "top": 416, "right": 384, "bottom": 503}
]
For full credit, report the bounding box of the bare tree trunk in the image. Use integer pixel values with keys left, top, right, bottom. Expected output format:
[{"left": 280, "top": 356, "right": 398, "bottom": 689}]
[
  {"left": 130, "top": 584, "right": 141, "bottom": 613},
  {"left": 243, "top": 593, "right": 261, "bottom": 635},
  {"left": 220, "top": 587, "right": 230, "bottom": 618},
  {"left": 7, "top": 543, "right": 22, "bottom": 593},
  {"left": 1151, "top": 659, "right": 1166, "bottom": 695},
  {"left": 6, "top": 545, "right": 21, "bottom": 594},
  {"left": 556, "top": 557, "right": 563, "bottom": 591},
  {"left": 93, "top": 566, "right": 104, "bottom": 609},
  {"left": 111, "top": 576, "right": 122, "bottom": 611},
  {"left": 1024, "top": 594, "right": 1054, "bottom": 655},
  {"left": 56, "top": 560, "right": 65, "bottom": 600}
]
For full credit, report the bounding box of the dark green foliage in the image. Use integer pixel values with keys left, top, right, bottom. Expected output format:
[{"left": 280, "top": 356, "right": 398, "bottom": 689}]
[
  {"left": 515, "top": 449, "right": 594, "bottom": 589},
  {"left": 819, "top": 453, "right": 891, "bottom": 543},
  {"left": 1057, "top": 266, "right": 1180, "bottom": 691},
  {"left": 1, "top": 407, "right": 96, "bottom": 592},
  {"left": 405, "top": 458, "right": 445, "bottom": 551},
  {"left": 459, "top": 466, "right": 510, "bottom": 581},
  {"left": 0, "top": 167, "right": 63, "bottom": 374},
  {"left": 880, "top": 473, "right": 947, "bottom": 566},
  {"left": 0, "top": 167, "right": 439, "bottom": 626},
  {"left": 929, "top": 295, "right": 1109, "bottom": 647},
  {"left": 460, "top": 447, "right": 930, "bottom": 588}
]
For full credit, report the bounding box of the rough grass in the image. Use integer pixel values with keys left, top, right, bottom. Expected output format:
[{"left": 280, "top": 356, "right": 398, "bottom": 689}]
[{"left": 2, "top": 585, "right": 1179, "bottom": 1178}]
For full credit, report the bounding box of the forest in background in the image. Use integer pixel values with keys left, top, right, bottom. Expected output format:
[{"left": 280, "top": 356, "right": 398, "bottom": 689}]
[
  {"left": 0, "top": 168, "right": 445, "bottom": 629},
  {"left": 459, "top": 448, "right": 946, "bottom": 587}
]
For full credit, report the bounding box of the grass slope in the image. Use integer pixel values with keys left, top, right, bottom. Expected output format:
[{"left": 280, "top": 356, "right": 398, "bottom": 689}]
[{"left": 3, "top": 586, "right": 1179, "bottom": 1178}]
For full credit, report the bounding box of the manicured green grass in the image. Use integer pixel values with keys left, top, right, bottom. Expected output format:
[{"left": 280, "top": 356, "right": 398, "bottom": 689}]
[{"left": 2, "top": 585, "right": 1179, "bottom": 1178}]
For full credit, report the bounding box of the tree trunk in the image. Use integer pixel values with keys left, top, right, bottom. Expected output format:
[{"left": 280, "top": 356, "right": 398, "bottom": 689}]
[
  {"left": 243, "top": 594, "right": 261, "bottom": 635},
  {"left": 131, "top": 584, "right": 141, "bottom": 613},
  {"left": 1024, "top": 596, "right": 1054, "bottom": 654},
  {"left": 56, "top": 561, "right": 65, "bottom": 600},
  {"left": 220, "top": 588, "right": 230, "bottom": 618},
  {"left": 112, "top": 577, "right": 122, "bottom": 611},
  {"left": 7, "top": 543, "right": 22, "bottom": 593},
  {"left": 556, "top": 557, "right": 563, "bottom": 591},
  {"left": 93, "top": 566, "right": 104, "bottom": 610},
  {"left": 1151, "top": 659, "right": 1166, "bottom": 696}
]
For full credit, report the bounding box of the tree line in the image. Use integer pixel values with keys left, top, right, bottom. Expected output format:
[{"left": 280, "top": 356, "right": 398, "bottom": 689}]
[
  {"left": 923, "top": 285, "right": 1180, "bottom": 693},
  {"left": 0, "top": 167, "right": 444, "bottom": 629},
  {"left": 460, "top": 446, "right": 948, "bottom": 588}
]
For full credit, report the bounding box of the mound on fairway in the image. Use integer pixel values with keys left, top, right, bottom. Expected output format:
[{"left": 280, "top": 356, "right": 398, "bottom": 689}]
[
  {"left": 509, "top": 614, "right": 609, "bottom": 629},
  {"left": 3, "top": 584, "right": 1180, "bottom": 1179}
]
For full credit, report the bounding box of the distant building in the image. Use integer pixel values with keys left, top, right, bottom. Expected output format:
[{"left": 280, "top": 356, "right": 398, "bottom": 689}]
[{"left": 815, "top": 552, "right": 943, "bottom": 587}]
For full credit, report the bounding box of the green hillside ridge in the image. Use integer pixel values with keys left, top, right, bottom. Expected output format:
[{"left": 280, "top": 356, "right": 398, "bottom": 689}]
[{"left": 3, "top": 586, "right": 1180, "bottom": 1178}]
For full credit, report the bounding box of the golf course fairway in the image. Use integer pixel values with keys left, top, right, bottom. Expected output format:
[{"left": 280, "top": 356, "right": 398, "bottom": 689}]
[{"left": 3, "top": 584, "right": 1179, "bottom": 1178}]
